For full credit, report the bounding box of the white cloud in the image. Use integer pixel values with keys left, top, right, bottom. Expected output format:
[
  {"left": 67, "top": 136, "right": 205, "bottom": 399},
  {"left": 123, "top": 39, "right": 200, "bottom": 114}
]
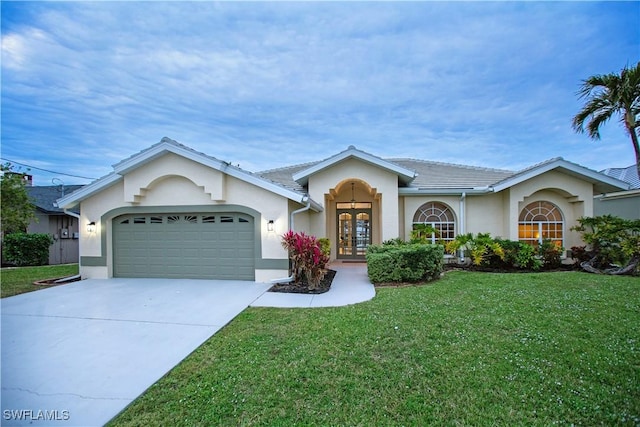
[{"left": 1, "top": 1, "right": 638, "bottom": 185}]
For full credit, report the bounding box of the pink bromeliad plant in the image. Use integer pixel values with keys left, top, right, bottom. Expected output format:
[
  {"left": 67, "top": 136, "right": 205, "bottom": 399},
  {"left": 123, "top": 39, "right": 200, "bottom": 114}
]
[{"left": 281, "top": 230, "right": 330, "bottom": 290}]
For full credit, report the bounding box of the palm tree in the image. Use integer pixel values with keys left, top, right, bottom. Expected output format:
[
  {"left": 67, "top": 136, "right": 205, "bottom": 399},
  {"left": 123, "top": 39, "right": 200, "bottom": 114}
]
[{"left": 572, "top": 62, "right": 640, "bottom": 177}]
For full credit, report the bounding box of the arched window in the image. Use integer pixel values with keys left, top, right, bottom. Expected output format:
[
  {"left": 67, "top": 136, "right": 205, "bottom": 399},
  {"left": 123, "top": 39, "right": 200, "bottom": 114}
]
[
  {"left": 518, "top": 201, "right": 564, "bottom": 248},
  {"left": 412, "top": 202, "right": 456, "bottom": 244}
]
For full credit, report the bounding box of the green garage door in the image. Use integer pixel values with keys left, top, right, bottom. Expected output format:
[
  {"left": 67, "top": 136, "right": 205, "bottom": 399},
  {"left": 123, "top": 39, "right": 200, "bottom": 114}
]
[{"left": 113, "top": 213, "right": 255, "bottom": 280}]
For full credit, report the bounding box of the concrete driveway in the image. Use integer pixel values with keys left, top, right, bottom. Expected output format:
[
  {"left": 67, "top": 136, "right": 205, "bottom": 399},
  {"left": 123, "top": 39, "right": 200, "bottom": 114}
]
[{"left": 1, "top": 278, "right": 271, "bottom": 427}]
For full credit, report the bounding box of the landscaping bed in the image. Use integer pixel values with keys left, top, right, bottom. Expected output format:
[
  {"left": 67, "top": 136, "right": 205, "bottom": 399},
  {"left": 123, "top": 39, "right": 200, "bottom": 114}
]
[{"left": 269, "top": 269, "right": 336, "bottom": 294}]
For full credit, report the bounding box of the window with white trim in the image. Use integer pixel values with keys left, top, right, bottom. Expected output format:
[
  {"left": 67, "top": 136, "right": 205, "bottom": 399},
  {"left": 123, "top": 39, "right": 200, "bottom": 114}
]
[
  {"left": 518, "top": 201, "right": 564, "bottom": 248},
  {"left": 412, "top": 202, "right": 456, "bottom": 244}
]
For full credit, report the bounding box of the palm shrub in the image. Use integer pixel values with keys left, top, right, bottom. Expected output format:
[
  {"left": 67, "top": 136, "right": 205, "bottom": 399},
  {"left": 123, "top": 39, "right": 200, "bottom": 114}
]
[
  {"left": 281, "top": 231, "right": 330, "bottom": 289},
  {"left": 445, "top": 233, "right": 505, "bottom": 267}
]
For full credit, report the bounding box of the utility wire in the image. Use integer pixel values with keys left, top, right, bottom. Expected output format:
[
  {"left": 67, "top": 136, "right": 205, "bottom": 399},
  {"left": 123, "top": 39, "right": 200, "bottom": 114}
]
[{"left": 1, "top": 157, "right": 97, "bottom": 180}]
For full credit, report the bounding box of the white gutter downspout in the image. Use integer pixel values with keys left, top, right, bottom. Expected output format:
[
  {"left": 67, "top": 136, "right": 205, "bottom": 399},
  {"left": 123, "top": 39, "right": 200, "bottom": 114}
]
[
  {"left": 289, "top": 196, "right": 312, "bottom": 232},
  {"left": 272, "top": 196, "right": 313, "bottom": 284},
  {"left": 459, "top": 192, "right": 466, "bottom": 262}
]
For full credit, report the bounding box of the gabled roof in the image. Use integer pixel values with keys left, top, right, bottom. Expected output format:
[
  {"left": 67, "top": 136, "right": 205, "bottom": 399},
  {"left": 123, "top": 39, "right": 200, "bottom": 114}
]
[
  {"left": 491, "top": 157, "right": 630, "bottom": 194},
  {"left": 260, "top": 154, "right": 629, "bottom": 196},
  {"left": 291, "top": 145, "right": 416, "bottom": 186},
  {"left": 27, "top": 185, "right": 83, "bottom": 214},
  {"left": 601, "top": 164, "right": 640, "bottom": 189},
  {"left": 57, "top": 137, "right": 321, "bottom": 210}
]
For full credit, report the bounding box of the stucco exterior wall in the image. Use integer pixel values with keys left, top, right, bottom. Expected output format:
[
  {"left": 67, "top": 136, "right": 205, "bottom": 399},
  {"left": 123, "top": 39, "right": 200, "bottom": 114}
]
[
  {"left": 307, "top": 158, "right": 400, "bottom": 245},
  {"left": 465, "top": 193, "right": 506, "bottom": 237},
  {"left": 594, "top": 191, "right": 640, "bottom": 220},
  {"left": 78, "top": 153, "right": 292, "bottom": 280},
  {"left": 507, "top": 171, "right": 593, "bottom": 251}
]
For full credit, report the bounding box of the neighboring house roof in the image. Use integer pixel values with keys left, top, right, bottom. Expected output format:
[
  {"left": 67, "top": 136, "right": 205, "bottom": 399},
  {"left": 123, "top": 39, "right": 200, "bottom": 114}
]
[
  {"left": 601, "top": 165, "right": 640, "bottom": 189},
  {"left": 27, "top": 185, "right": 83, "bottom": 214},
  {"left": 57, "top": 137, "right": 323, "bottom": 211}
]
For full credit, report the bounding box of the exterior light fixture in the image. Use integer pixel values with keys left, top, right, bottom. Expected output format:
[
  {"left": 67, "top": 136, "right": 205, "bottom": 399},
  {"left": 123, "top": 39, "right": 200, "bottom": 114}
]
[
  {"left": 87, "top": 222, "right": 96, "bottom": 234},
  {"left": 267, "top": 220, "right": 275, "bottom": 232},
  {"left": 350, "top": 182, "right": 356, "bottom": 209}
]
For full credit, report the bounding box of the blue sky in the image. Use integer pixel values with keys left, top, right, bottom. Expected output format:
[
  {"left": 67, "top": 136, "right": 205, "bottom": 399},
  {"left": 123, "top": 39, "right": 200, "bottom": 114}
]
[{"left": 2, "top": 1, "right": 639, "bottom": 186}]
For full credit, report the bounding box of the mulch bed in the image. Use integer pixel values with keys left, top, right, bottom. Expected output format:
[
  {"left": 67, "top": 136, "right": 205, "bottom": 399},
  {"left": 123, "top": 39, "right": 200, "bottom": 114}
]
[
  {"left": 33, "top": 275, "right": 81, "bottom": 287},
  {"left": 269, "top": 269, "right": 336, "bottom": 294}
]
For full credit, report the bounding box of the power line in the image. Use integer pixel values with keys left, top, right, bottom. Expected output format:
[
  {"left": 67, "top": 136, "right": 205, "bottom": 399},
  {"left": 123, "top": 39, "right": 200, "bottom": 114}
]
[{"left": 1, "top": 157, "right": 97, "bottom": 181}]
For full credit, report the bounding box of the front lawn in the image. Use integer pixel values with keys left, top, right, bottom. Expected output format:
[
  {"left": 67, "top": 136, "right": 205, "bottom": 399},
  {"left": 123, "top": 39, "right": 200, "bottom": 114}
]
[
  {"left": 0, "top": 264, "right": 79, "bottom": 298},
  {"left": 109, "top": 271, "right": 640, "bottom": 426}
]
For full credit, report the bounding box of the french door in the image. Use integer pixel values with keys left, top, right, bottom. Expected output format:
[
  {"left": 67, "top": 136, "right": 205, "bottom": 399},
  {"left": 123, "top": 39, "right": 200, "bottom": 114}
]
[{"left": 337, "top": 206, "right": 372, "bottom": 259}]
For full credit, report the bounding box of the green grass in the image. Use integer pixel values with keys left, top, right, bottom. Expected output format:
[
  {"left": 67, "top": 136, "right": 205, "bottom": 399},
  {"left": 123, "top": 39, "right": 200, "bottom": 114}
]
[
  {"left": 108, "top": 271, "right": 640, "bottom": 426},
  {"left": 1, "top": 264, "right": 79, "bottom": 298}
]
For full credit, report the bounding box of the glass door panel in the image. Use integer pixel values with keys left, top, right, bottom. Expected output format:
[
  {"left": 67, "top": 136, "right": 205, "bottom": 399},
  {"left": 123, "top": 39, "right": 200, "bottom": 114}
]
[
  {"left": 338, "top": 212, "right": 354, "bottom": 257},
  {"left": 337, "top": 209, "right": 372, "bottom": 259}
]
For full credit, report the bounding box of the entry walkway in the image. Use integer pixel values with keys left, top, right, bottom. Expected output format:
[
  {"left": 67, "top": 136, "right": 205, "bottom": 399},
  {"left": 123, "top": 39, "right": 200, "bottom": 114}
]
[{"left": 252, "top": 262, "right": 375, "bottom": 308}]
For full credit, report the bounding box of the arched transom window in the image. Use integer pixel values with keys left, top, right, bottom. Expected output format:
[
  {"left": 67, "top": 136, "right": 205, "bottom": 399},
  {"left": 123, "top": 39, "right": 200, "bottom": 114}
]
[
  {"left": 518, "top": 201, "right": 564, "bottom": 248},
  {"left": 412, "top": 202, "right": 456, "bottom": 243}
]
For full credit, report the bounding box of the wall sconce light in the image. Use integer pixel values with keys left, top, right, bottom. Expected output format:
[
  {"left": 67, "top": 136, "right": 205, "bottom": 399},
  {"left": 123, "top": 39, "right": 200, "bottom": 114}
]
[
  {"left": 267, "top": 220, "right": 275, "bottom": 232},
  {"left": 87, "top": 222, "right": 96, "bottom": 234}
]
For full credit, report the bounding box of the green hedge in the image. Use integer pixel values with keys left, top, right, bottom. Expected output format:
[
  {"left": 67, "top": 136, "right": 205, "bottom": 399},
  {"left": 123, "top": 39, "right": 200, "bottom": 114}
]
[
  {"left": 366, "top": 243, "right": 444, "bottom": 284},
  {"left": 3, "top": 233, "right": 53, "bottom": 266}
]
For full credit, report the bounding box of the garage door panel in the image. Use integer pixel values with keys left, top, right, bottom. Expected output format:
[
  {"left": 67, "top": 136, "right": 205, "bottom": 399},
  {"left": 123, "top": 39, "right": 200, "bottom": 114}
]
[{"left": 113, "top": 213, "right": 255, "bottom": 280}]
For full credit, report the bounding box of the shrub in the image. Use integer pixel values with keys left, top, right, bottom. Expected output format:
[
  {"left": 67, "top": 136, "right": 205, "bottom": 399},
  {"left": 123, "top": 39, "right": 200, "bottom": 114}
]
[
  {"left": 572, "top": 215, "right": 640, "bottom": 275},
  {"left": 318, "top": 238, "right": 331, "bottom": 257},
  {"left": 281, "top": 231, "right": 330, "bottom": 289},
  {"left": 514, "top": 243, "right": 542, "bottom": 271},
  {"left": 446, "top": 233, "right": 505, "bottom": 267},
  {"left": 539, "top": 239, "right": 563, "bottom": 270},
  {"left": 2, "top": 233, "right": 53, "bottom": 266},
  {"left": 366, "top": 243, "right": 444, "bottom": 284}
]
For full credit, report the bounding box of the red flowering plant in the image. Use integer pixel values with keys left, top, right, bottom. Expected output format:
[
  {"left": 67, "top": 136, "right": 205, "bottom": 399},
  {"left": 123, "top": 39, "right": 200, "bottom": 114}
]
[{"left": 281, "top": 230, "right": 330, "bottom": 290}]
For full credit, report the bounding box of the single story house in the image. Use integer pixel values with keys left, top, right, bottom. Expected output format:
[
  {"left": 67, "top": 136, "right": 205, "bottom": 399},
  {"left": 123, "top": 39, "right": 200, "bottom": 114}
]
[
  {"left": 26, "top": 184, "right": 83, "bottom": 265},
  {"left": 56, "top": 137, "right": 630, "bottom": 282}
]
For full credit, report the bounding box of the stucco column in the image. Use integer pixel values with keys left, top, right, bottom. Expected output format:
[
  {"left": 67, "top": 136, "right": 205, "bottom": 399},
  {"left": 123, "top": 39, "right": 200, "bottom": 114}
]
[{"left": 381, "top": 187, "right": 400, "bottom": 241}]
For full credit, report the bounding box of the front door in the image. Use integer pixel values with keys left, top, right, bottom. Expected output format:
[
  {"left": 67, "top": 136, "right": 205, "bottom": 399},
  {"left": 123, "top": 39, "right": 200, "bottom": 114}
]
[{"left": 337, "top": 204, "right": 372, "bottom": 259}]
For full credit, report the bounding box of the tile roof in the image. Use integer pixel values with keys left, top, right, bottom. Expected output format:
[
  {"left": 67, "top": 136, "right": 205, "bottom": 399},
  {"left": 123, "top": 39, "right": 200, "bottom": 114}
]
[
  {"left": 388, "top": 158, "right": 514, "bottom": 189},
  {"left": 258, "top": 158, "right": 515, "bottom": 190},
  {"left": 601, "top": 165, "right": 640, "bottom": 189}
]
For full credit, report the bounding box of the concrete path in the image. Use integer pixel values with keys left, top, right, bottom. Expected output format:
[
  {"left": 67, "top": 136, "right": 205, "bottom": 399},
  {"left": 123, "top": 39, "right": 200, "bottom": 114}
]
[
  {"left": 252, "top": 262, "right": 375, "bottom": 308},
  {"left": 0, "top": 264, "right": 375, "bottom": 426},
  {"left": 1, "top": 278, "right": 271, "bottom": 427}
]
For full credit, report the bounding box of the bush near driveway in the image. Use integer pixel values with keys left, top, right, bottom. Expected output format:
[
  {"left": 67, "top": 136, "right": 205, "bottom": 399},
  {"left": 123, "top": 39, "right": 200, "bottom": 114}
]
[{"left": 108, "top": 271, "right": 640, "bottom": 427}]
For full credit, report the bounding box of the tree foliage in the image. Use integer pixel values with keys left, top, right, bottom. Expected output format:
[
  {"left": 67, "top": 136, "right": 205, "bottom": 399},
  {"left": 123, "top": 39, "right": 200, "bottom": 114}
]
[
  {"left": 1, "top": 163, "right": 36, "bottom": 236},
  {"left": 2, "top": 233, "right": 53, "bottom": 266},
  {"left": 571, "top": 215, "right": 640, "bottom": 275},
  {"left": 572, "top": 62, "right": 640, "bottom": 175}
]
